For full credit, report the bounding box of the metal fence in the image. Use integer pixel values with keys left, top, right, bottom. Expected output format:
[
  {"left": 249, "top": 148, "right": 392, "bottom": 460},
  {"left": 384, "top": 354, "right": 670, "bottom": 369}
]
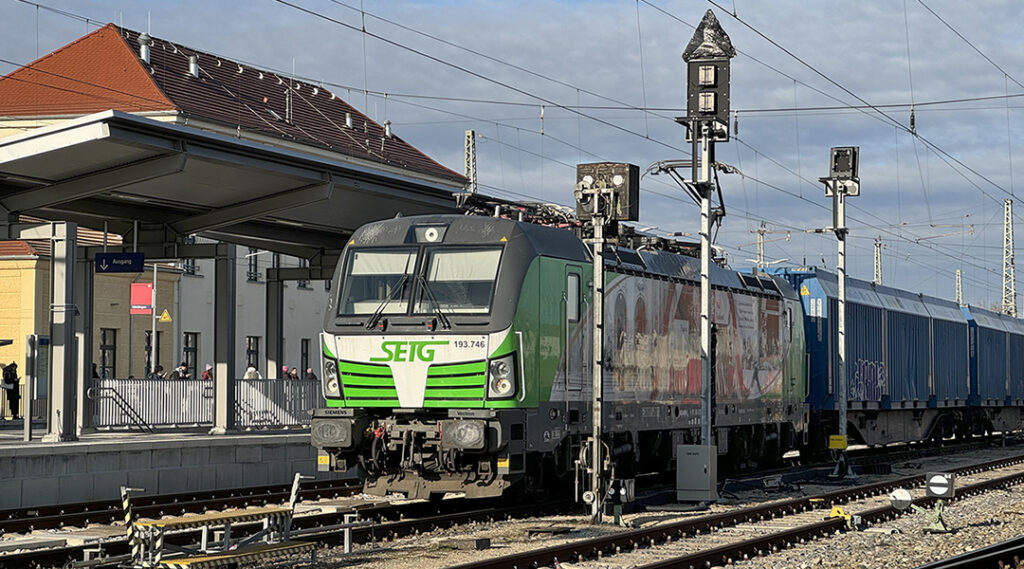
[{"left": 89, "top": 378, "right": 324, "bottom": 430}]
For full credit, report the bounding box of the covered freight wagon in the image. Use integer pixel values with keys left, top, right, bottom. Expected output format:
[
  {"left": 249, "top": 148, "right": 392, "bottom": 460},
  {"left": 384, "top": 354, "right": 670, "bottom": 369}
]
[{"left": 770, "top": 268, "right": 970, "bottom": 446}]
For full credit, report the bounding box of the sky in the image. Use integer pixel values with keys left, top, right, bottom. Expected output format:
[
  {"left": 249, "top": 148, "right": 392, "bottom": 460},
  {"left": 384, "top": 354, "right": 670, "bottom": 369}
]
[{"left": 2, "top": 0, "right": 1024, "bottom": 310}]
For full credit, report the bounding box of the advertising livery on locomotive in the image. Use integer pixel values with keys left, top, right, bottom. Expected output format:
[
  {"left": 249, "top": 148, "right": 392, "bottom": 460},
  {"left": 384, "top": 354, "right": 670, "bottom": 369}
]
[
  {"left": 310, "top": 214, "right": 808, "bottom": 499},
  {"left": 310, "top": 213, "right": 1023, "bottom": 500}
]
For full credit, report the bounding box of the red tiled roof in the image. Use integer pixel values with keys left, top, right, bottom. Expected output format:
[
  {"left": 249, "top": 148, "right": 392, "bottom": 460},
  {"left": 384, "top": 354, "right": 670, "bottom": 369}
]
[
  {"left": 0, "top": 240, "right": 38, "bottom": 257},
  {"left": 0, "top": 24, "right": 466, "bottom": 184},
  {"left": 0, "top": 25, "right": 174, "bottom": 115}
]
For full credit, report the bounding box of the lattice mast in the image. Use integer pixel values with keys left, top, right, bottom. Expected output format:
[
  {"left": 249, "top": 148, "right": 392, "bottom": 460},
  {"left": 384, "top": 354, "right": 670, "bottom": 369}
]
[
  {"left": 956, "top": 269, "right": 963, "bottom": 306},
  {"left": 873, "top": 237, "right": 882, "bottom": 285},
  {"left": 464, "top": 130, "right": 477, "bottom": 194},
  {"left": 1002, "top": 199, "right": 1016, "bottom": 316}
]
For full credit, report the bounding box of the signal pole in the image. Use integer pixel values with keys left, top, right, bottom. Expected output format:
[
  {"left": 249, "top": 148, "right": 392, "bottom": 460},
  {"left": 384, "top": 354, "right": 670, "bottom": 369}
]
[
  {"left": 587, "top": 189, "right": 607, "bottom": 524},
  {"left": 681, "top": 9, "right": 735, "bottom": 447},
  {"left": 574, "top": 163, "right": 639, "bottom": 523},
  {"left": 820, "top": 147, "right": 860, "bottom": 475}
]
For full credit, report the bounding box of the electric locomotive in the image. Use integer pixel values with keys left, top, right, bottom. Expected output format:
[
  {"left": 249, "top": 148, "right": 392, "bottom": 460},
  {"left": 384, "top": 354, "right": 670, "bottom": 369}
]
[{"left": 311, "top": 214, "right": 808, "bottom": 499}]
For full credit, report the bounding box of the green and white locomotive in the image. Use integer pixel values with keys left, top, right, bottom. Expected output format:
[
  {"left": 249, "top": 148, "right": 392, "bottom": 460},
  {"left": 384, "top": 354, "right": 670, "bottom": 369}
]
[{"left": 311, "top": 214, "right": 807, "bottom": 499}]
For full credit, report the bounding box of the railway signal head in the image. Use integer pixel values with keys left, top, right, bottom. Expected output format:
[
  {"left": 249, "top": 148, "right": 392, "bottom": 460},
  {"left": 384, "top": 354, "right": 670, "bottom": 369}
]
[
  {"left": 575, "top": 162, "right": 640, "bottom": 222},
  {"left": 682, "top": 9, "right": 735, "bottom": 141}
]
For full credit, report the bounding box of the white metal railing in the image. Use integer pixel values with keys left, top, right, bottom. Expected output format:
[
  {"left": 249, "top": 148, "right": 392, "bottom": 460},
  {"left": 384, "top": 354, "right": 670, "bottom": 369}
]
[{"left": 89, "top": 378, "right": 323, "bottom": 429}]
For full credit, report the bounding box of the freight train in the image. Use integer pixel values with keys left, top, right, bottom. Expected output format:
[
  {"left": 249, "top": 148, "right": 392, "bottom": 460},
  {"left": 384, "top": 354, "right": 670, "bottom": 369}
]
[{"left": 310, "top": 214, "right": 1023, "bottom": 499}]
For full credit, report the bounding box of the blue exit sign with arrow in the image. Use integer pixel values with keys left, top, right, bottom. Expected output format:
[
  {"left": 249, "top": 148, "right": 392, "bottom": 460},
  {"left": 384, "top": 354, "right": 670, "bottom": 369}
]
[{"left": 95, "top": 252, "right": 145, "bottom": 273}]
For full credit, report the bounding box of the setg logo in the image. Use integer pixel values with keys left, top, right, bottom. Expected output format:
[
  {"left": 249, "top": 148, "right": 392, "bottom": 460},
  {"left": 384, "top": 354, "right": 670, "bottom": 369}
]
[{"left": 370, "top": 340, "right": 449, "bottom": 363}]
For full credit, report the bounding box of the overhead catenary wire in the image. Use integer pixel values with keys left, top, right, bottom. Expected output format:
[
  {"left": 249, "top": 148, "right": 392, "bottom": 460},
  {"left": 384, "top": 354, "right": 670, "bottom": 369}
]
[{"left": 6, "top": 1, "right": 1015, "bottom": 302}]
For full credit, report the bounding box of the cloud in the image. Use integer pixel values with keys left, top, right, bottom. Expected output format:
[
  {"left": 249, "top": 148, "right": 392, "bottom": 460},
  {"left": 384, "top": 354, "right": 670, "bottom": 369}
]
[{"left": 2, "top": 0, "right": 1023, "bottom": 307}]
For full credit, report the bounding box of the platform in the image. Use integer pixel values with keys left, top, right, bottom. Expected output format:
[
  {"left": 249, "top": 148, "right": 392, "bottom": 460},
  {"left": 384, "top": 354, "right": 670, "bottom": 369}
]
[{"left": 0, "top": 421, "right": 347, "bottom": 509}]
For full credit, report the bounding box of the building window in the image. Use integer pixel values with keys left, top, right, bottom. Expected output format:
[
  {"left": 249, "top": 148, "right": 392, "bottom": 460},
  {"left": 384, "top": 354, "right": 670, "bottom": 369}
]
[
  {"left": 100, "top": 328, "right": 116, "bottom": 379},
  {"left": 183, "top": 332, "right": 198, "bottom": 378},
  {"left": 297, "top": 258, "right": 311, "bottom": 289},
  {"left": 301, "top": 338, "right": 310, "bottom": 375},
  {"left": 182, "top": 235, "right": 198, "bottom": 275},
  {"left": 246, "top": 336, "right": 261, "bottom": 367},
  {"left": 247, "top": 248, "right": 260, "bottom": 282}
]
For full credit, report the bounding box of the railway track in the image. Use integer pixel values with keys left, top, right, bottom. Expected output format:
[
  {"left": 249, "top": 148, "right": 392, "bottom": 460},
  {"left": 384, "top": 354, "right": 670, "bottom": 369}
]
[
  {"left": 446, "top": 453, "right": 1024, "bottom": 569},
  {"left": 0, "top": 435, "right": 1006, "bottom": 537},
  {"left": 909, "top": 535, "right": 1024, "bottom": 569},
  {"left": 0, "top": 491, "right": 573, "bottom": 568},
  {"left": 1, "top": 439, "right": 1016, "bottom": 568},
  {"left": 0, "top": 478, "right": 361, "bottom": 535}
]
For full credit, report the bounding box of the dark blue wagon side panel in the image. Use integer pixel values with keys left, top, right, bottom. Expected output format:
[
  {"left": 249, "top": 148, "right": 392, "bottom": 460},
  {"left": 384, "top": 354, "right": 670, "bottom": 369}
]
[
  {"left": 931, "top": 319, "right": 969, "bottom": 403},
  {"left": 838, "top": 300, "right": 885, "bottom": 404},
  {"left": 1002, "top": 315, "right": 1024, "bottom": 403},
  {"left": 966, "top": 306, "right": 1009, "bottom": 405},
  {"left": 885, "top": 311, "right": 929, "bottom": 405},
  {"left": 923, "top": 296, "right": 969, "bottom": 407}
]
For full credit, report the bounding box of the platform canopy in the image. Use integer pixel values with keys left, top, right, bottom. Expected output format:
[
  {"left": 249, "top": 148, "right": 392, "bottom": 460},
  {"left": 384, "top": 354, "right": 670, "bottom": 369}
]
[{"left": 0, "top": 110, "right": 460, "bottom": 261}]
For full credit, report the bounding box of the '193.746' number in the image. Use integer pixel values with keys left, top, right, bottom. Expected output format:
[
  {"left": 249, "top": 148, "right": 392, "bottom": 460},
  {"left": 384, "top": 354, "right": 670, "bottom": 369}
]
[{"left": 453, "top": 340, "right": 485, "bottom": 349}]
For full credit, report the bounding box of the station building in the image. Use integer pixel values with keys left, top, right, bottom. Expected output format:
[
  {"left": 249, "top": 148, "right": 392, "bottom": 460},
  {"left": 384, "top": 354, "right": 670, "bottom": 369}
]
[{"left": 0, "top": 24, "right": 465, "bottom": 420}]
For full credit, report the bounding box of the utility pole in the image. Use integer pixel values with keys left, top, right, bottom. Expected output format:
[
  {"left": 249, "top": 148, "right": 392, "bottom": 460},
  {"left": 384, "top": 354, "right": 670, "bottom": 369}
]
[
  {"left": 873, "top": 237, "right": 883, "bottom": 285},
  {"left": 574, "top": 163, "right": 639, "bottom": 524},
  {"left": 1002, "top": 199, "right": 1016, "bottom": 317},
  {"left": 820, "top": 146, "right": 860, "bottom": 476}
]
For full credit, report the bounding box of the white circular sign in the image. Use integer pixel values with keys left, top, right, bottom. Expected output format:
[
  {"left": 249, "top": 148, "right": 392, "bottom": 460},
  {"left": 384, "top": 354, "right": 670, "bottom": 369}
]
[{"left": 928, "top": 474, "right": 950, "bottom": 496}]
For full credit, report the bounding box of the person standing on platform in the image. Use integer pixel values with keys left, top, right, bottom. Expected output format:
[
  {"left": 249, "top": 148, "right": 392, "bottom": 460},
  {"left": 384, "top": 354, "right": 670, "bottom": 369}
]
[
  {"left": 304, "top": 367, "right": 317, "bottom": 381},
  {"left": 288, "top": 367, "right": 300, "bottom": 380},
  {"left": 91, "top": 363, "right": 101, "bottom": 379},
  {"left": 201, "top": 364, "right": 213, "bottom": 380},
  {"left": 148, "top": 365, "right": 165, "bottom": 380},
  {"left": 243, "top": 363, "right": 261, "bottom": 379},
  {"left": 167, "top": 362, "right": 190, "bottom": 380},
  {"left": 2, "top": 362, "right": 21, "bottom": 420}
]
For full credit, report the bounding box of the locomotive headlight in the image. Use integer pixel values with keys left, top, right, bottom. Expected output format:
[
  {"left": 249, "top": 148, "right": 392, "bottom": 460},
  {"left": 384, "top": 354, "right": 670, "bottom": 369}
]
[
  {"left": 487, "top": 354, "right": 517, "bottom": 399},
  {"left": 324, "top": 359, "right": 341, "bottom": 397},
  {"left": 441, "top": 419, "right": 486, "bottom": 450}
]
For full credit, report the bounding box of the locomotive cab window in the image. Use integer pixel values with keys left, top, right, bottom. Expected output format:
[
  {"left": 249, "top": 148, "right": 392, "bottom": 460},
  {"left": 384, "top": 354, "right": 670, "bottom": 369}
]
[
  {"left": 415, "top": 248, "right": 502, "bottom": 314},
  {"left": 338, "top": 248, "right": 418, "bottom": 315},
  {"left": 567, "top": 273, "right": 580, "bottom": 322}
]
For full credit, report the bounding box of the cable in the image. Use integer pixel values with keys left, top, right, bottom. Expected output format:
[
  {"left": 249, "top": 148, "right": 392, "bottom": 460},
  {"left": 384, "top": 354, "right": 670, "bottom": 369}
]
[{"left": 274, "top": 0, "right": 693, "bottom": 156}]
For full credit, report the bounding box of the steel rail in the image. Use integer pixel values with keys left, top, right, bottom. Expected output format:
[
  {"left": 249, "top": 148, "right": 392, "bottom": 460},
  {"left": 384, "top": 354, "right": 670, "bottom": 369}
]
[
  {"left": 447, "top": 454, "right": 1024, "bottom": 569},
  {"left": 635, "top": 462, "right": 1024, "bottom": 569},
  {"left": 0, "top": 478, "right": 360, "bottom": 534}
]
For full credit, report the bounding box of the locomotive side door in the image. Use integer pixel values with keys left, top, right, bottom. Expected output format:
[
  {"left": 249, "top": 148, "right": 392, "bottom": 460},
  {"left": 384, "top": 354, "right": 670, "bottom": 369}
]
[{"left": 565, "top": 267, "right": 585, "bottom": 391}]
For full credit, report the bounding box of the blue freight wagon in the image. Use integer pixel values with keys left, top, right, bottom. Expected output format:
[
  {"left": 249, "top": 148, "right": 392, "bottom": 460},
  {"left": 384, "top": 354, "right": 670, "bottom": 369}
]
[{"left": 771, "top": 268, "right": 977, "bottom": 446}]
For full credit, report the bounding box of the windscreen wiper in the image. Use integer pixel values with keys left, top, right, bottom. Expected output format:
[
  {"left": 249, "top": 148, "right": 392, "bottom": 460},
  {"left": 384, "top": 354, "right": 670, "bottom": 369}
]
[
  {"left": 365, "top": 273, "right": 409, "bottom": 331},
  {"left": 416, "top": 274, "right": 452, "bottom": 330}
]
